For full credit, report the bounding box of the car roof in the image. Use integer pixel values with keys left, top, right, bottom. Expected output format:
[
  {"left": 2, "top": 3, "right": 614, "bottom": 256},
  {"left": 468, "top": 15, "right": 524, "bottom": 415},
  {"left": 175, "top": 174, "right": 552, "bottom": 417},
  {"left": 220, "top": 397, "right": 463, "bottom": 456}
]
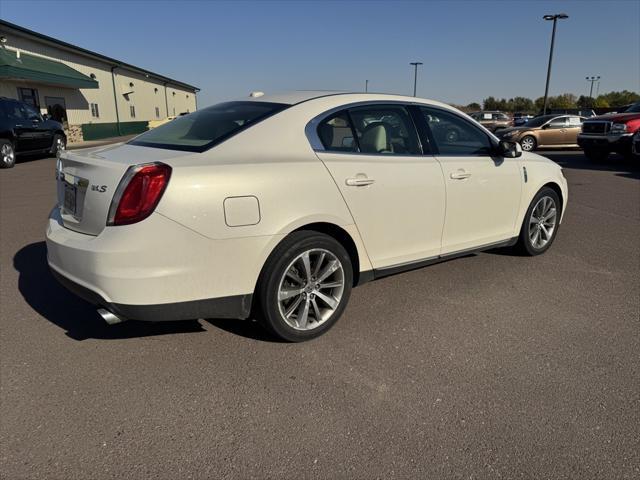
[{"left": 238, "top": 90, "right": 453, "bottom": 109}]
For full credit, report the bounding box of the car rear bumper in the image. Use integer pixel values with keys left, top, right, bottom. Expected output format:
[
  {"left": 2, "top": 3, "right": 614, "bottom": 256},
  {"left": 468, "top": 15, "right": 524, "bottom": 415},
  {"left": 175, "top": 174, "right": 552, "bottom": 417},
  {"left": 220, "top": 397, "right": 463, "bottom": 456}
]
[
  {"left": 578, "top": 133, "right": 633, "bottom": 151},
  {"left": 46, "top": 206, "right": 281, "bottom": 321}
]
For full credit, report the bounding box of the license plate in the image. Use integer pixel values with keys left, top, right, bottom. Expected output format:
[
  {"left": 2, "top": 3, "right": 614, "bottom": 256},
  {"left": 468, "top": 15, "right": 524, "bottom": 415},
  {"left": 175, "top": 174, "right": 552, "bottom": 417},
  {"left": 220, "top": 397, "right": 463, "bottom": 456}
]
[{"left": 64, "top": 182, "right": 77, "bottom": 215}]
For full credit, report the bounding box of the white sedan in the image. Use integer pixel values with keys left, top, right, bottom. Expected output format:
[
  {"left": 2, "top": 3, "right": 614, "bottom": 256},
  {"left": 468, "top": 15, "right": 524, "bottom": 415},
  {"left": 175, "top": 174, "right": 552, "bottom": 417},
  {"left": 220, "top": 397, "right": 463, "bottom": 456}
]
[{"left": 46, "top": 91, "right": 568, "bottom": 341}]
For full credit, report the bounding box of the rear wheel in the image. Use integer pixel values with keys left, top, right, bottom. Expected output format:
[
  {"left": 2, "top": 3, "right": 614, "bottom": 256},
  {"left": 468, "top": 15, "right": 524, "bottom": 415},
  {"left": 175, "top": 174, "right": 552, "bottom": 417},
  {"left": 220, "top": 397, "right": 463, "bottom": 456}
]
[
  {"left": 0, "top": 140, "right": 16, "bottom": 169},
  {"left": 257, "top": 231, "right": 353, "bottom": 342},
  {"left": 50, "top": 134, "right": 66, "bottom": 156},
  {"left": 584, "top": 148, "right": 608, "bottom": 161},
  {"left": 520, "top": 135, "right": 536, "bottom": 152},
  {"left": 516, "top": 187, "right": 561, "bottom": 256}
]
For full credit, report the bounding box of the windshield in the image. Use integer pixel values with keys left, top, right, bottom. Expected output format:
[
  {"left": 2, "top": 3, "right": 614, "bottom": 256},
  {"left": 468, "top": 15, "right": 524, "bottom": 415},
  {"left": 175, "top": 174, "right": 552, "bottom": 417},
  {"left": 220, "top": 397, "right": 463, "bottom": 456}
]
[
  {"left": 624, "top": 103, "right": 640, "bottom": 113},
  {"left": 130, "top": 101, "right": 288, "bottom": 152},
  {"left": 525, "top": 115, "right": 556, "bottom": 127}
]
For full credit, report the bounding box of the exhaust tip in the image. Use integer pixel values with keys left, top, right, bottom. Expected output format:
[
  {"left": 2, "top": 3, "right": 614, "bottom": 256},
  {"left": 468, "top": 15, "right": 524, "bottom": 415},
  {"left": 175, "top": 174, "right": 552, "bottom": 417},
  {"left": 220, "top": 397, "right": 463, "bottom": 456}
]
[{"left": 97, "top": 308, "right": 126, "bottom": 325}]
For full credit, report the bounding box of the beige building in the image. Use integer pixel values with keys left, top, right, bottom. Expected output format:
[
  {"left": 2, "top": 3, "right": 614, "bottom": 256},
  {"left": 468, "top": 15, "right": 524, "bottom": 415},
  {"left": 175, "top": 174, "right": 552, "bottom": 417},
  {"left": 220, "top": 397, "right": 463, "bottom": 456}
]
[{"left": 0, "top": 20, "right": 199, "bottom": 142}]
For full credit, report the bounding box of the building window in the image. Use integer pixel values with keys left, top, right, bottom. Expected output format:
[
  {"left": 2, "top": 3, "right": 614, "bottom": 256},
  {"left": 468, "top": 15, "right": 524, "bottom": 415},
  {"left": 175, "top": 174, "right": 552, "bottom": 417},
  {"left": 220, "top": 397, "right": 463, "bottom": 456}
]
[
  {"left": 46, "top": 97, "right": 68, "bottom": 124},
  {"left": 130, "top": 105, "right": 136, "bottom": 118},
  {"left": 18, "top": 88, "right": 40, "bottom": 108},
  {"left": 155, "top": 107, "right": 160, "bottom": 118},
  {"left": 90, "top": 103, "right": 100, "bottom": 118}
]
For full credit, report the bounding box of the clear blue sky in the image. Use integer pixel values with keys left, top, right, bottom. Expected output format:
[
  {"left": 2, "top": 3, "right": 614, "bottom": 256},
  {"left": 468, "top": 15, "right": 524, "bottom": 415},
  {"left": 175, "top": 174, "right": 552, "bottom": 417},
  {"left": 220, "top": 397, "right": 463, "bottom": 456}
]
[{"left": 1, "top": 0, "right": 638, "bottom": 107}]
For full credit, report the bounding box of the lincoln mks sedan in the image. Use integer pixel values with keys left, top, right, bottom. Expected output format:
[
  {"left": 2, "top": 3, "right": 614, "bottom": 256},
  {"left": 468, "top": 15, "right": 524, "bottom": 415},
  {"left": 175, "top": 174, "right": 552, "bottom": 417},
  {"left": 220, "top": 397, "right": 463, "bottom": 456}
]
[{"left": 47, "top": 91, "right": 568, "bottom": 341}]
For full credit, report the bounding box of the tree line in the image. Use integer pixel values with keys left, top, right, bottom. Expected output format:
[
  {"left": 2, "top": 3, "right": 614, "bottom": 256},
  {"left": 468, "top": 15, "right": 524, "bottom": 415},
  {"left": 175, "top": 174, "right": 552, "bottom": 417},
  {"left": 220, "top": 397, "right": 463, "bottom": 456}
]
[{"left": 460, "top": 90, "right": 639, "bottom": 113}]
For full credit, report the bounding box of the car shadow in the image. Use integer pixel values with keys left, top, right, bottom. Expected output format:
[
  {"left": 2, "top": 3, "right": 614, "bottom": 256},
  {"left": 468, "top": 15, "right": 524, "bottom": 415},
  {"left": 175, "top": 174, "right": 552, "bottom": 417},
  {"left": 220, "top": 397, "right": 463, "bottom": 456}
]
[
  {"left": 13, "top": 242, "right": 207, "bottom": 341},
  {"left": 543, "top": 152, "right": 639, "bottom": 180},
  {"left": 204, "top": 318, "right": 283, "bottom": 343}
]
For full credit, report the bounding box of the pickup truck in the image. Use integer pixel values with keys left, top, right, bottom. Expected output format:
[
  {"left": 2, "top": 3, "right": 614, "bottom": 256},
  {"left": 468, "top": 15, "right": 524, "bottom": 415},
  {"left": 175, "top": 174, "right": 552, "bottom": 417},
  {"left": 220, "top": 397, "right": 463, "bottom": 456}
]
[{"left": 577, "top": 102, "right": 640, "bottom": 160}]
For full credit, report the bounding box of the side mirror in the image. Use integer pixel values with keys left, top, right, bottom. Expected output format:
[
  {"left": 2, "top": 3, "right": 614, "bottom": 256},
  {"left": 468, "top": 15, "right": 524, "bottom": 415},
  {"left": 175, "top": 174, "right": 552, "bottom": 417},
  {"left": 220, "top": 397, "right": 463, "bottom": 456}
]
[
  {"left": 498, "top": 140, "right": 522, "bottom": 158},
  {"left": 42, "top": 113, "right": 50, "bottom": 120}
]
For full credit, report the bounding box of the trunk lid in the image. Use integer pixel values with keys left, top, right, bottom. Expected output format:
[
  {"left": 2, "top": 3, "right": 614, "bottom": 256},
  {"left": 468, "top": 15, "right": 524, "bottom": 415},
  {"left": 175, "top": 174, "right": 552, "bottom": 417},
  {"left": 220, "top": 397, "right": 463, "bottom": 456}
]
[{"left": 55, "top": 143, "right": 191, "bottom": 235}]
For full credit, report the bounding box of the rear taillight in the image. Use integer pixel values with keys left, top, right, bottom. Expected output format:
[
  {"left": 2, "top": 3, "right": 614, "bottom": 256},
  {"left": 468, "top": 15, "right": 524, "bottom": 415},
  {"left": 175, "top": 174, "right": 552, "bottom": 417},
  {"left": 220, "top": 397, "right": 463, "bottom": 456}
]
[{"left": 107, "top": 162, "right": 171, "bottom": 226}]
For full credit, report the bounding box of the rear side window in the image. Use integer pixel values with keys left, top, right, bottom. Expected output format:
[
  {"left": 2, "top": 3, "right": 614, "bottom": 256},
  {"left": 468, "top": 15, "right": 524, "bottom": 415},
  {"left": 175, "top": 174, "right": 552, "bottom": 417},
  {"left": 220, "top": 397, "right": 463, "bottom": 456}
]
[
  {"left": 130, "top": 101, "right": 288, "bottom": 152},
  {"left": 348, "top": 105, "right": 421, "bottom": 155},
  {"left": 420, "top": 107, "right": 492, "bottom": 156},
  {"left": 317, "top": 111, "right": 357, "bottom": 152}
]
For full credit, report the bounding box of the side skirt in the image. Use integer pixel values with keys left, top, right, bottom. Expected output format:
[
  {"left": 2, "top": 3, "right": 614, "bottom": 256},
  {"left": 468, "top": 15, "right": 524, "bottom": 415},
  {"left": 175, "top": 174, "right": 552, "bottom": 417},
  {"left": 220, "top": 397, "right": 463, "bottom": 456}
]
[{"left": 356, "top": 237, "right": 518, "bottom": 285}]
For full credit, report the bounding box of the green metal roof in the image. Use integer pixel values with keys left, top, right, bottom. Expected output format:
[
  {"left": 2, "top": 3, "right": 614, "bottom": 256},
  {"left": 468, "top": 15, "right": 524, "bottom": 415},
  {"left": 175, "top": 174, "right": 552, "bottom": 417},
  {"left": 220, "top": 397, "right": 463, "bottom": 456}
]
[
  {"left": 0, "top": 47, "right": 99, "bottom": 89},
  {"left": 0, "top": 20, "right": 199, "bottom": 92}
]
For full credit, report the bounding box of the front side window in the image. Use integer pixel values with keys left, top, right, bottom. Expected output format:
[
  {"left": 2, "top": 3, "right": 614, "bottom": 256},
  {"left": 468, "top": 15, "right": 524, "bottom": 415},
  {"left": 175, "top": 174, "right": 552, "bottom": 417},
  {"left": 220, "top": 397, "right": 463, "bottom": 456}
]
[
  {"left": 567, "top": 116, "right": 583, "bottom": 126},
  {"left": 348, "top": 105, "right": 420, "bottom": 155},
  {"left": 548, "top": 117, "right": 567, "bottom": 128},
  {"left": 130, "top": 101, "right": 288, "bottom": 152},
  {"left": 317, "top": 111, "right": 357, "bottom": 152},
  {"left": 420, "top": 107, "right": 492, "bottom": 155}
]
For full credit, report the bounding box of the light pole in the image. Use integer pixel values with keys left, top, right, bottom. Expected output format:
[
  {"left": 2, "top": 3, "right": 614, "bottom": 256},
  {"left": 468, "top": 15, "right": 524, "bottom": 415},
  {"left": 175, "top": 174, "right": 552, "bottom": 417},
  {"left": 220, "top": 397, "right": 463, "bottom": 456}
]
[
  {"left": 542, "top": 13, "right": 569, "bottom": 115},
  {"left": 586, "top": 75, "right": 600, "bottom": 103},
  {"left": 365, "top": 79, "right": 369, "bottom": 92},
  {"left": 410, "top": 62, "right": 423, "bottom": 97}
]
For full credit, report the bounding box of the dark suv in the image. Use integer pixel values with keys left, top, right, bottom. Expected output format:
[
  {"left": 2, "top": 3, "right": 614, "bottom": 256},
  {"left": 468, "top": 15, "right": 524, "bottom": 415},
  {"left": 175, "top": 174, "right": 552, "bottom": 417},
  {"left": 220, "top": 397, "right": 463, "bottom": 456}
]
[{"left": 0, "top": 97, "right": 66, "bottom": 168}]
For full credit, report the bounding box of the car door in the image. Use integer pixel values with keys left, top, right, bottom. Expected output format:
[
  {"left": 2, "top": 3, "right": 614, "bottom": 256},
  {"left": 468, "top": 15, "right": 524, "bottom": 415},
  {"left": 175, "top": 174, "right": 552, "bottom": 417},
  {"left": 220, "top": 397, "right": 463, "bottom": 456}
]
[
  {"left": 6, "top": 101, "right": 39, "bottom": 153},
  {"left": 564, "top": 116, "right": 583, "bottom": 145},
  {"left": 540, "top": 116, "right": 568, "bottom": 146},
  {"left": 23, "top": 103, "right": 53, "bottom": 150},
  {"left": 417, "top": 106, "right": 522, "bottom": 254},
  {"left": 312, "top": 105, "right": 446, "bottom": 269}
]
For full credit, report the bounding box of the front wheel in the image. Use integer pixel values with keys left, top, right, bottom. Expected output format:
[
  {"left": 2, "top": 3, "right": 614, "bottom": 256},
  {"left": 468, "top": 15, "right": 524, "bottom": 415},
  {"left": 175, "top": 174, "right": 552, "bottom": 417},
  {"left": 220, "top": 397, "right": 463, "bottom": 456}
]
[
  {"left": 520, "top": 135, "right": 536, "bottom": 152},
  {"left": 516, "top": 187, "right": 561, "bottom": 256},
  {"left": 50, "top": 134, "right": 66, "bottom": 156},
  {"left": 257, "top": 231, "right": 353, "bottom": 342},
  {"left": 0, "top": 139, "right": 16, "bottom": 169}
]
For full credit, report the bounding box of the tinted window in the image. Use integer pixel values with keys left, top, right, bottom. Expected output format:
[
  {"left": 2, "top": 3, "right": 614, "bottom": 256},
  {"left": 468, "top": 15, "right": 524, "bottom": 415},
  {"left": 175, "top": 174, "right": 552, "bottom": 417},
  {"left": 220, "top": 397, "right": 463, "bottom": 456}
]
[
  {"left": 548, "top": 117, "right": 567, "bottom": 128},
  {"left": 130, "top": 101, "right": 288, "bottom": 152},
  {"left": 420, "top": 107, "right": 492, "bottom": 155},
  {"left": 317, "top": 111, "right": 357, "bottom": 152},
  {"left": 4, "top": 101, "right": 28, "bottom": 122},
  {"left": 348, "top": 105, "right": 420, "bottom": 154}
]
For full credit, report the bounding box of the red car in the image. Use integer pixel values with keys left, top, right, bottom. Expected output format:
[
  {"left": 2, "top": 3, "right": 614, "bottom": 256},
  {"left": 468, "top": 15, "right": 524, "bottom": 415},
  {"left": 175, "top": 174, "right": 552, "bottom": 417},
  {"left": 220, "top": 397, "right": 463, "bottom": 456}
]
[{"left": 578, "top": 103, "right": 640, "bottom": 160}]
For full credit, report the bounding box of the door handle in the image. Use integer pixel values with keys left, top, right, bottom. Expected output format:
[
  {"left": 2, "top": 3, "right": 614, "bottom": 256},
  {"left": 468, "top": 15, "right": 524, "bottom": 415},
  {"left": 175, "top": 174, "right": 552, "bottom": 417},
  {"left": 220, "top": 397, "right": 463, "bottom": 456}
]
[
  {"left": 345, "top": 176, "right": 375, "bottom": 187},
  {"left": 450, "top": 170, "right": 471, "bottom": 180}
]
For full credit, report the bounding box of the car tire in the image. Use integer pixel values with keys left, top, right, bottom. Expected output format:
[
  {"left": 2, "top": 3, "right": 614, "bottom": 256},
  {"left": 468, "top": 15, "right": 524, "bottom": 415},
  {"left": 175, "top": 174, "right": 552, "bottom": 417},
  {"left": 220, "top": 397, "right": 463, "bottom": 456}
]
[
  {"left": 584, "top": 148, "right": 608, "bottom": 162},
  {"left": 516, "top": 187, "right": 562, "bottom": 256},
  {"left": 0, "top": 139, "right": 16, "bottom": 169},
  {"left": 520, "top": 135, "right": 537, "bottom": 152},
  {"left": 257, "top": 231, "right": 353, "bottom": 342},
  {"left": 50, "top": 134, "right": 66, "bottom": 156}
]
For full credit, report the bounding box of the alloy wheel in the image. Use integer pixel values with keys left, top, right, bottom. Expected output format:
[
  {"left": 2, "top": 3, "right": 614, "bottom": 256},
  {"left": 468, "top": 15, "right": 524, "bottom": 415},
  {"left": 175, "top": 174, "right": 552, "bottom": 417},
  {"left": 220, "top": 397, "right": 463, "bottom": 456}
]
[
  {"left": 529, "top": 196, "right": 557, "bottom": 249},
  {"left": 1, "top": 144, "right": 15, "bottom": 166},
  {"left": 277, "top": 248, "right": 345, "bottom": 331},
  {"left": 521, "top": 137, "right": 535, "bottom": 151}
]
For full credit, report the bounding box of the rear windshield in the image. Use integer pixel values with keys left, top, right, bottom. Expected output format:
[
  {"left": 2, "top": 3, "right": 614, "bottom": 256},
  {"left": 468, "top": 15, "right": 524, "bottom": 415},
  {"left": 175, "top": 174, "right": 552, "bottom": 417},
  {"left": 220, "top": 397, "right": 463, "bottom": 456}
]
[{"left": 129, "top": 101, "right": 288, "bottom": 152}]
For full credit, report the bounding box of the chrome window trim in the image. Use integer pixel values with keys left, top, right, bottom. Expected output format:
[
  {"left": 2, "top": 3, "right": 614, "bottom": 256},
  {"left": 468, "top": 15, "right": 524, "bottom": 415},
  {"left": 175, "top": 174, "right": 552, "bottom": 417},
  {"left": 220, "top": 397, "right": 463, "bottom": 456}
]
[{"left": 305, "top": 100, "right": 497, "bottom": 156}]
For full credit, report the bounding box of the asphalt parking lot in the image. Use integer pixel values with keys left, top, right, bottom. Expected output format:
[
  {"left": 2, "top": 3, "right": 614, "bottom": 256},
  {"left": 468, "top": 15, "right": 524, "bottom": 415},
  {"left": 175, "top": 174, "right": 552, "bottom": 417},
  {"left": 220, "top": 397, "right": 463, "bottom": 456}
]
[{"left": 1, "top": 151, "right": 638, "bottom": 479}]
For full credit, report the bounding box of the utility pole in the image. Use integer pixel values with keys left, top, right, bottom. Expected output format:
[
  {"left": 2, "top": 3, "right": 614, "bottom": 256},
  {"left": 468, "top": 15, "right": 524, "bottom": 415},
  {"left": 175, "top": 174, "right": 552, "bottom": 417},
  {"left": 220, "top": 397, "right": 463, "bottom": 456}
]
[
  {"left": 409, "top": 62, "right": 423, "bottom": 97},
  {"left": 542, "top": 13, "right": 569, "bottom": 115},
  {"left": 365, "top": 79, "right": 369, "bottom": 92}
]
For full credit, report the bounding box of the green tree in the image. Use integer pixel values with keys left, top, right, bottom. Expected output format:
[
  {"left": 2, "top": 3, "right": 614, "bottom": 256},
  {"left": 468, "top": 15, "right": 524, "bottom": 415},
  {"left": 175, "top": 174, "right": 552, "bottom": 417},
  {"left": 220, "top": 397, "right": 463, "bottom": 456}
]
[
  {"left": 599, "top": 90, "right": 640, "bottom": 107},
  {"left": 483, "top": 97, "right": 498, "bottom": 110},
  {"left": 466, "top": 102, "right": 481, "bottom": 111},
  {"left": 548, "top": 93, "right": 577, "bottom": 109},
  {"left": 594, "top": 97, "right": 610, "bottom": 108},
  {"left": 534, "top": 97, "right": 546, "bottom": 111},
  {"left": 511, "top": 97, "right": 534, "bottom": 112}
]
